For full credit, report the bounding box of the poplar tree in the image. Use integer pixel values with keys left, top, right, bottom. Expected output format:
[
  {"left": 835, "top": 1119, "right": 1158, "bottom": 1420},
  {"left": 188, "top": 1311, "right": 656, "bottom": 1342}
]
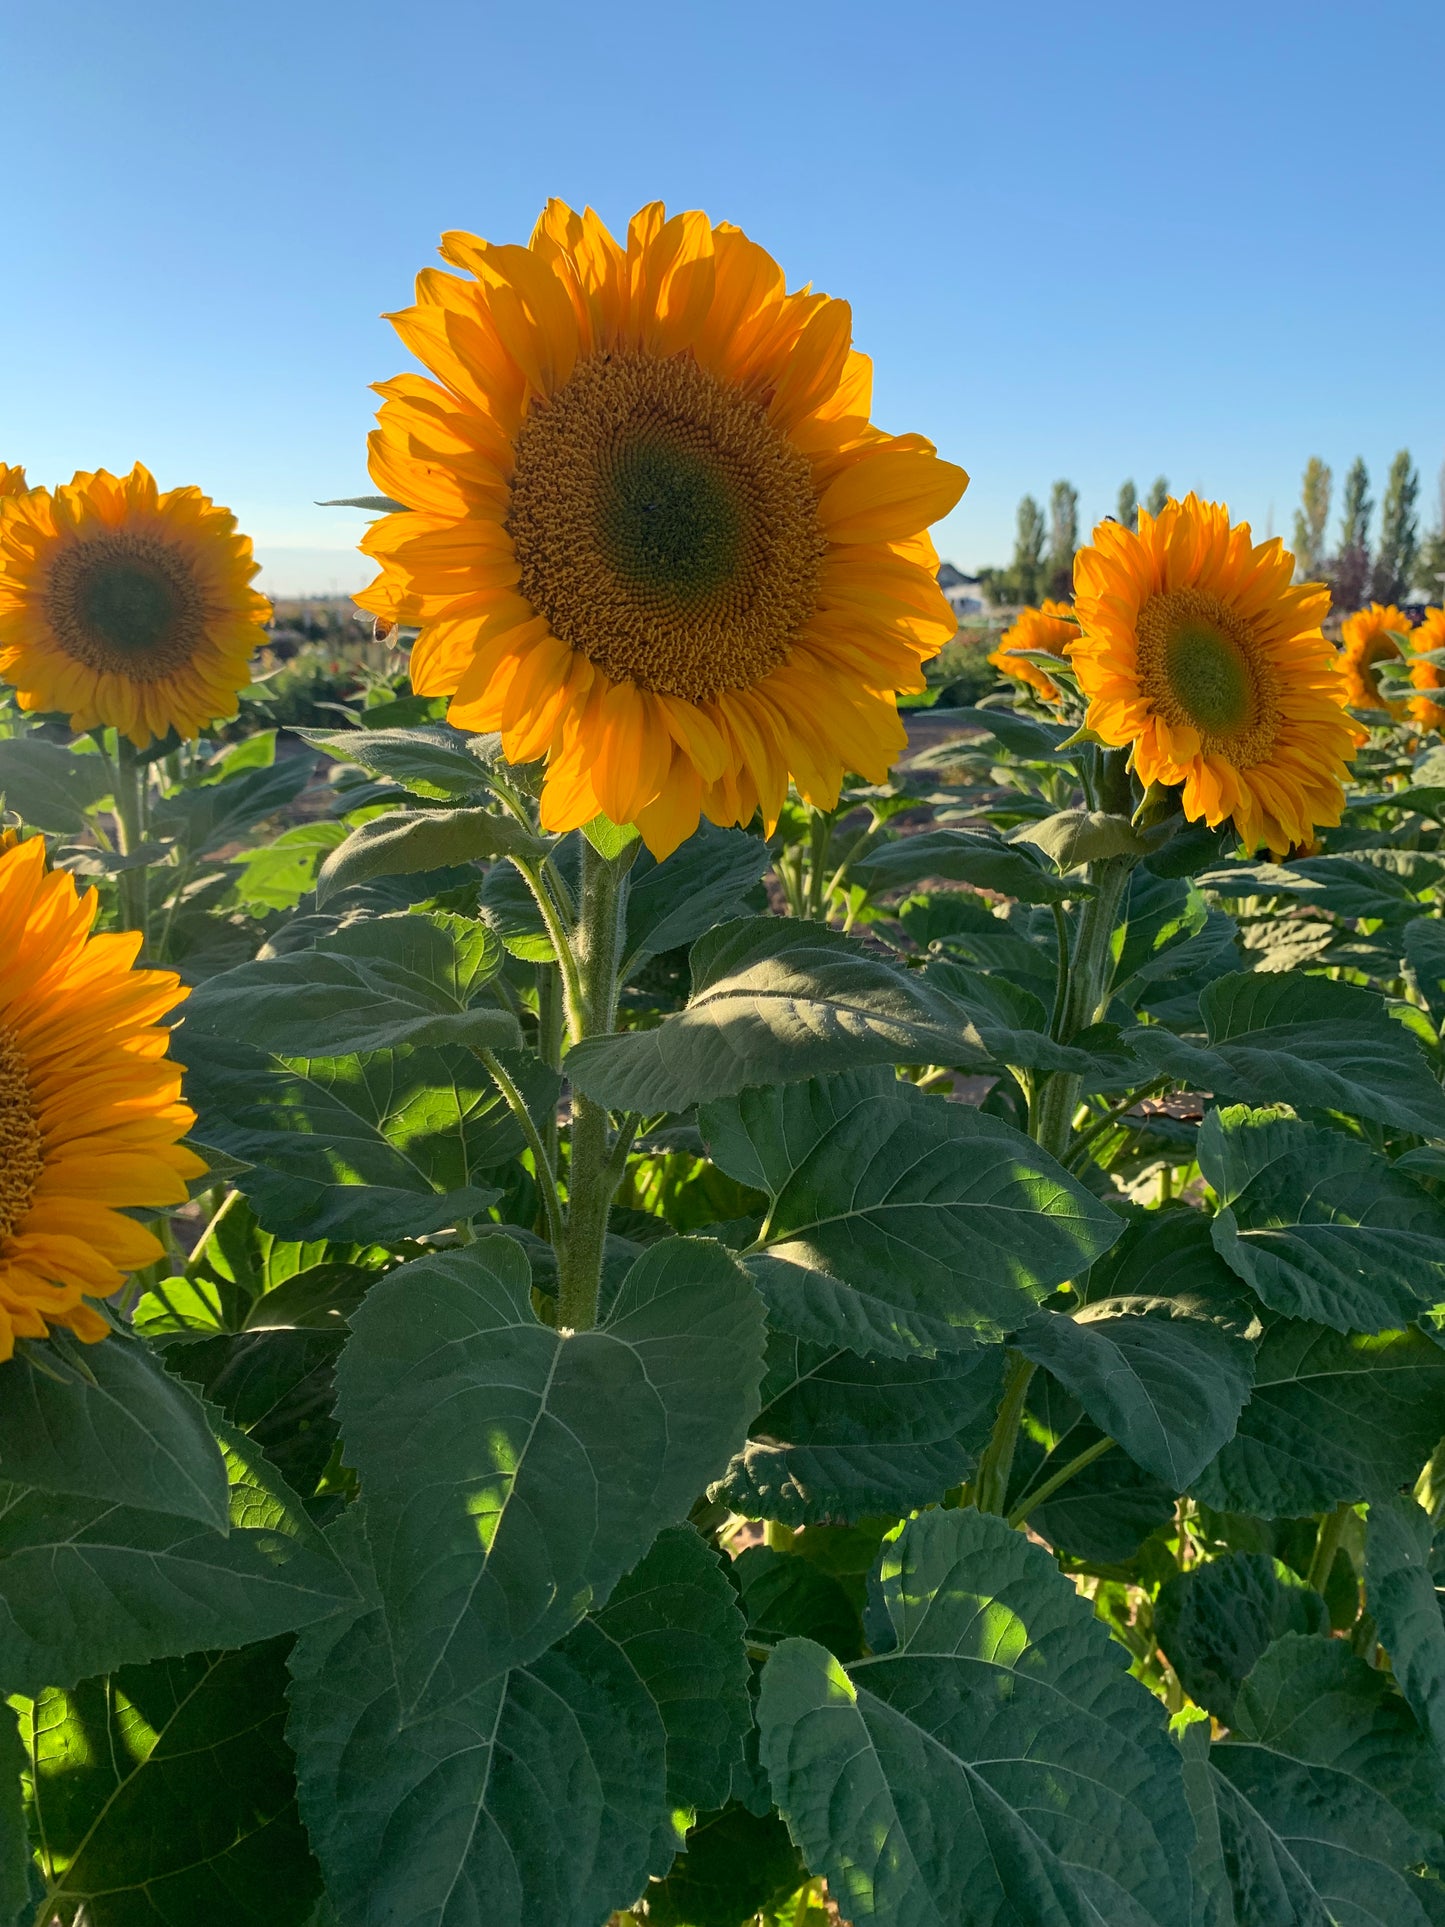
[
  {"left": 1013, "top": 495, "right": 1047, "bottom": 604},
  {"left": 1116, "top": 479, "right": 1138, "bottom": 531},
  {"left": 1146, "top": 476, "right": 1169, "bottom": 518},
  {"left": 1290, "top": 457, "right": 1332, "bottom": 576},
  {"left": 1047, "top": 480, "right": 1079, "bottom": 600},
  {"left": 1371, "top": 449, "right": 1419, "bottom": 604},
  {"left": 1333, "top": 458, "right": 1372, "bottom": 611}
]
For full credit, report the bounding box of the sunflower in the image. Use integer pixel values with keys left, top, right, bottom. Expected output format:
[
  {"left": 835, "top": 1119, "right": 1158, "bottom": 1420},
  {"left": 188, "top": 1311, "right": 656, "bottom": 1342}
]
[
  {"left": 357, "top": 201, "right": 968, "bottom": 857},
  {"left": 0, "top": 465, "right": 29, "bottom": 501},
  {"left": 1069, "top": 495, "right": 1359, "bottom": 856},
  {"left": 988, "top": 599, "right": 1076, "bottom": 703},
  {"left": 0, "top": 837, "right": 204, "bottom": 1358},
  {"left": 1337, "top": 601, "right": 1413, "bottom": 717},
  {"left": 1409, "top": 607, "right": 1445, "bottom": 732},
  {"left": 0, "top": 464, "right": 270, "bottom": 747}
]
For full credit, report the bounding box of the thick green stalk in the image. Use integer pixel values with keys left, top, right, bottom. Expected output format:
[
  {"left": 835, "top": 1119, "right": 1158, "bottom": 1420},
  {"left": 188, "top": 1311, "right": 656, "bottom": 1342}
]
[
  {"left": 973, "top": 1351, "right": 1037, "bottom": 1515},
  {"left": 112, "top": 736, "right": 150, "bottom": 948},
  {"left": 1306, "top": 1500, "right": 1353, "bottom": 1593},
  {"left": 1030, "top": 852, "right": 1136, "bottom": 1159},
  {"left": 555, "top": 835, "right": 637, "bottom": 1333}
]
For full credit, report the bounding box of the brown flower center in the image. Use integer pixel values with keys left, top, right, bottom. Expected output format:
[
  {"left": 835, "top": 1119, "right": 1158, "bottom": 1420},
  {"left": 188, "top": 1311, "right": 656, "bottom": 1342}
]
[
  {"left": 44, "top": 532, "right": 208, "bottom": 680},
  {"left": 507, "top": 351, "right": 826, "bottom": 703},
  {"left": 0, "top": 1026, "right": 43, "bottom": 1241},
  {"left": 1136, "top": 586, "right": 1280, "bottom": 767}
]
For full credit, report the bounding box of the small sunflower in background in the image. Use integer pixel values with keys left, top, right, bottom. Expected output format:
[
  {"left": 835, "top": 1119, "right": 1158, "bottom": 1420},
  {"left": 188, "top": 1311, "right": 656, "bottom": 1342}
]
[
  {"left": 358, "top": 200, "right": 968, "bottom": 856},
  {"left": 1069, "top": 494, "right": 1359, "bottom": 856},
  {"left": 988, "top": 598, "right": 1076, "bottom": 703},
  {"left": 0, "top": 463, "right": 270, "bottom": 747},
  {"left": 1409, "top": 607, "right": 1445, "bottom": 731},
  {"left": 0, "top": 836, "right": 205, "bottom": 1358},
  {"left": 1337, "top": 601, "right": 1413, "bottom": 717}
]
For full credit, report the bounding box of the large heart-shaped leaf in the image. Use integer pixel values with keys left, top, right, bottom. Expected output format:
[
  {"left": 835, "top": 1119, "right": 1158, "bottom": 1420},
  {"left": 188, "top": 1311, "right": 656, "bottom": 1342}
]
[
  {"left": 1198, "top": 1634, "right": 1445, "bottom": 1927},
  {"left": 705, "top": 1072, "right": 1120, "bottom": 1357},
  {"left": 184, "top": 911, "right": 519, "bottom": 1057},
  {"left": 0, "top": 737, "right": 112, "bottom": 832},
  {"left": 0, "top": 1336, "right": 227, "bottom": 1530},
  {"left": 1199, "top": 1106, "right": 1445, "bottom": 1331},
  {"left": 0, "top": 1423, "right": 355, "bottom": 1694},
  {"left": 1017, "top": 1294, "right": 1255, "bottom": 1489},
  {"left": 337, "top": 1235, "right": 764, "bottom": 1711},
  {"left": 1153, "top": 1553, "right": 1329, "bottom": 1723},
  {"left": 1128, "top": 971, "right": 1445, "bottom": 1137},
  {"left": 184, "top": 1034, "right": 546, "bottom": 1240},
  {"left": 1191, "top": 1320, "right": 1445, "bottom": 1515},
  {"left": 0, "top": 1708, "right": 29, "bottom": 1924},
  {"left": 298, "top": 722, "right": 499, "bottom": 799},
  {"left": 316, "top": 805, "right": 550, "bottom": 904},
  {"left": 1366, "top": 1494, "right": 1445, "bottom": 1758},
  {"left": 758, "top": 1508, "right": 1193, "bottom": 1926},
  {"left": 21, "top": 1638, "right": 320, "bottom": 1927},
  {"left": 622, "top": 824, "right": 772, "bottom": 977},
  {"left": 567, "top": 920, "right": 997, "bottom": 1114},
  {"left": 288, "top": 1513, "right": 747, "bottom": 1927},
  {"left": 152, "top": 754, "right": 315, "bottom": 856},
  {"left": 850, "top": 828, "right": 1084, "bottom": 902},
  {"left": 710, "top": 1332, "right": 1004, "bottom": 1525}
]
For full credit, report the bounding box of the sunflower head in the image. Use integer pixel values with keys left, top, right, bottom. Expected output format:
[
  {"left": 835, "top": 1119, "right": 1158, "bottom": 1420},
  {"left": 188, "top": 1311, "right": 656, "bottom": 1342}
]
[
  {"left": 1409, "top": 607, "right": 1445, "bottom": 732},
  {"left": 358, "top": 201, "right": 968, "bottom": 856},
  {"left": 0, "top": 464, "right": 271, "bottom": 747},
  {"left": 0, "top": 465, "right": 29, "bottom": 502},
  {"left": 1069, "top": 495, "right": 1359, "bottom": 856},
  {"left": 1337, "top": 601, "right": 1413, "bottom": 717},
  {"left": 0, "top": 838, "right": 204, "bottom": 1358},
  {"left": 988, "top": 599, "right": 1077, "bottom": 703}
]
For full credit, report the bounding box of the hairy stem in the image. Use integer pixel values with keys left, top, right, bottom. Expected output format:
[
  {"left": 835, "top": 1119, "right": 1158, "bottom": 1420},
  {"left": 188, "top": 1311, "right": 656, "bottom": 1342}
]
[
  {"left": 1306, "top": 1500, "right": 1352, "bottom": 1594},
  {"left": 555, "top": 835, "right": 638, "bottom": 1333},
  {"left": 1007, "top": 1435, "right": 1115, "bottom": 1528},
  {"left": 479, "top": 1046, "right": 564, "bottom": 1254},
  {"left": 1030, "top": 852, "right": 1136, "bottom": 1159},
  {"left": 112, "top": 736, "right": 150, "bottom": 949},
  {"left": 973, "top": 1351, "right": 1037, "bottom": 1515}
]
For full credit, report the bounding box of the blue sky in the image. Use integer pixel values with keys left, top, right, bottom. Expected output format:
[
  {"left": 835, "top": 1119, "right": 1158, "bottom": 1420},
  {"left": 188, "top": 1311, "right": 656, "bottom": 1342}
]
[{"left": 6, "top": 0, "right": 1442, "bottom": 594}]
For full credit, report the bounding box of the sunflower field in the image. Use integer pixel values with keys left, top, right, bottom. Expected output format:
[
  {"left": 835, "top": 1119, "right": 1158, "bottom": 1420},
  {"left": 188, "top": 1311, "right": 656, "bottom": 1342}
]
[{"left": 4, "top": 203, "right": 1445, "bottom": 1927}]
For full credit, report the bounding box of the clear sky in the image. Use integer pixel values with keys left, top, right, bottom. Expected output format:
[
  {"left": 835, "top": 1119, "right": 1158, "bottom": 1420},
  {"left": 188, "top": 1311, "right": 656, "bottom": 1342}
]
[{"left": 6, "top": 0, "right": 1442, "bottom": 594}]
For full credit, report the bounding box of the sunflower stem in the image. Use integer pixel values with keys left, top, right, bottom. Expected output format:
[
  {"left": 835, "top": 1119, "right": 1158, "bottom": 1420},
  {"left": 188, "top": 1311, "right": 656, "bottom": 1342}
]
[
  {"left": 973, "top": 1350, "right": 1037, "bottom": 1516},
  {"left": 1029, "top": 851, "right": 1136, "bottom": 1160},
  {"left": 112, "top": 737, "right": 151, "bottom": 950},
  {"left": 556, "top": 834, "right": 638, "bottom": 1333}
]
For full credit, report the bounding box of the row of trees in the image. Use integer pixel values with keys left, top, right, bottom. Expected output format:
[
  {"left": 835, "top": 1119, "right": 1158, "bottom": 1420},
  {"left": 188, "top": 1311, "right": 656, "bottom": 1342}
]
[
  {"left": 980, "top": 476, "right": 1169, "bottom": 605},
  {"left": 1292, "top": 452, "right": 1445, "bottom": 609}
]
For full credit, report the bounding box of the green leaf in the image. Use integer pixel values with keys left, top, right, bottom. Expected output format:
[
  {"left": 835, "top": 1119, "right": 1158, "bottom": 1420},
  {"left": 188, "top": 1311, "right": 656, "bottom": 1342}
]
[
  {"left": 298, "top": 721, "right": 500, "bottom": 798},
  {"left": 288, "top": 1511, "right": 704, "bottom": 1927},
  {"left": 183, "top": 1035, "right": 544, "bottom": 1241},
  {"left": 337, "top": 1235, "right": 764, "bottom": 1710},
  {"left": 184, "top": 910, "right": 520, "bottom": 1056},
  {"left": 583, "top": 812, "right": 641, "bottom": 858},
  {"left": 1153, "top": 1554, "right": 1329, "bottom": 1722},
  {"left": 590, "top": 1525, "right": 752, "bottom": 1817},
  {"left": 1007, "top": 1371, "right": 1176, "bottom": 1562},
  {"left": 710, "top": 1332, "right": 1005, "bottom": 1524},
  {"left": 1199, "top": 1106, "right": 1445, "bottom": 1332},
  {"left": 1203, "top": 1634, "right": 1445, "bottom": 1927},
  {"left": 22, "top": 1637, "right": 320, "bottom": 1927},
  {"left": 0, "top": 1707, "right": 29, "bottom": 1927},
  {"left": 758, "top": 1507, "right": 1193, "bottom": 1927},
  {"left": 164, "top": 1329, "right": 344, "bottom": 1497},
  {"left": 733, "top": 1546, "right": 865, "bottom": 1662},
  {"left": 1191, "top": 1321, "right": 1445, "bottom": 1515},
  {"left": 0, "top": 738, "right": 112, "bottom": 833},
  {"left": 1203, "top": 850, "right": 1445, "bottom": 924},
  {"left": 929, "top": 960, "right": 1138, "bottom": 1078},
  {"left": 1013, "top": 808, "right": 1147, "bottom": 870},
  {"left": 1128, "top": 970, "right": 1445, "bottom": 1138},
  {"left": 622, "top": 823, "right": 772, "bottom": 977},
  {"left": 151, "top": 754, "right": 315, "bottom": 856},
  {"left": 947, "top": 704, "right": 1073, "bottom": 760},
  {"left": 1016, "top": 1295, "right": 1255, "bottom": 1489},
  {"left": 228, "top": 821, "right": 349, "bottom": 913},
  {"left": 315, "top": 804, "right": 549, "bottom": 904},
  {"left": 850, "top": 827, "right": 1084, "bottom": 902},
  {"left": 638, "top": 1804, "right": 806, "bottom": 1927},
  {"left": 1407, "top": 917, "right": 1445, "bottom": 1025},
  {"left": 1366, "top": 1494, "right": 1445, "bottom": 1757},
  {"left": 0, "top": 1335, "right": 228, "bottom": 1530},
  {"left": 0, "top": 1421, "right": 356, "bottom": 1693},
  {"left": 568, "top": 919, "right": 999, "bottom": 1114},
  {"left": 704, "top": 1071, "right": 1120, "bottom": 1357}
]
